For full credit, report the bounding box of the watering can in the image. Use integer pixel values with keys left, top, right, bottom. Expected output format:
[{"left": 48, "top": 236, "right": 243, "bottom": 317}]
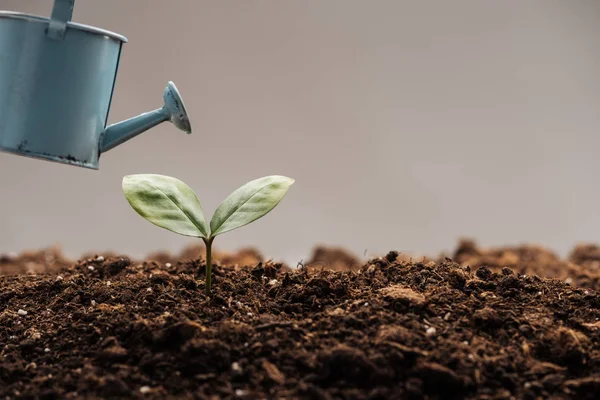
[{"left": 0, "top": 0, "right": 192, "bottom": 169}]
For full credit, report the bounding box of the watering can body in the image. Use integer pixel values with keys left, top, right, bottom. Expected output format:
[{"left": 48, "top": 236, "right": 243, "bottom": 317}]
[{"left": 0, "top": 0, "right": 191, "bottom": 169}]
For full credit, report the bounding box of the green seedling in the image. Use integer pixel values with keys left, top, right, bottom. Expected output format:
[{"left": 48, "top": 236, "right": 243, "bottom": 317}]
[{"left": 122, "top": 174, "right": 294, "bottom": 295}]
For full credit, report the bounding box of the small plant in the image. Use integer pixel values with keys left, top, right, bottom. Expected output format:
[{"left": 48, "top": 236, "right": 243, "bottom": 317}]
[{"left": 122, "top": 174, "right": 294, "bottom": 295}]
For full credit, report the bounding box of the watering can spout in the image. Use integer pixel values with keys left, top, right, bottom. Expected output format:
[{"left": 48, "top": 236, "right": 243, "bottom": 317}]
[{"left": 100, "top": 81, "right": 191, "bottom": 153}]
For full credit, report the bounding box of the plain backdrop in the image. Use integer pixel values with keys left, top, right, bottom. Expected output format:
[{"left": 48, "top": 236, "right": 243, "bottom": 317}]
[{"left": 0, "top": 0, "right": 599, "bottom": 264}]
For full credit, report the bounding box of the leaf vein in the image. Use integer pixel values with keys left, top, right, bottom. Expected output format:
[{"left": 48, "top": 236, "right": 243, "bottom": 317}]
[
  {"left": 144, "top": 180, "right": 206, "bottom": 237},
  {"left": 212, "top": 184, "right": 275, "bottom": 233}
]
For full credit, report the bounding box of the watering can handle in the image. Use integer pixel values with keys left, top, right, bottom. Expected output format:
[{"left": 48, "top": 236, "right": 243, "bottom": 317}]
[{"left": 47, "top": 0, "right": 75, "bottom": 40}]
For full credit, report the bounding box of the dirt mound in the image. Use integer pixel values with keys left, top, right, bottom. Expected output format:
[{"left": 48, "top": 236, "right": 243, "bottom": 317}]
[
  {"left": 147, "top": 245, "right": 265, "bottom": 268},
  {"left": 0, "top": 247, "right": 71, "bottom": 276},
  {"left": 305, "top": 246, "right": 362, "bottom": 271},
  {"left": 451, "top": 239, "right": 600, "bottom": 290},
  {"left": 0, "top": 246, "right": 266, "bottom": 277},
  {"left": 1, "top": 250, "right": 600, "bottom": 399}
]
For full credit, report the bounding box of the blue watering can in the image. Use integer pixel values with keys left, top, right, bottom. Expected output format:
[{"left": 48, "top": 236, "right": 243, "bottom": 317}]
[{"left": 0, "top": 0, "right": 192, "bottom": 169}]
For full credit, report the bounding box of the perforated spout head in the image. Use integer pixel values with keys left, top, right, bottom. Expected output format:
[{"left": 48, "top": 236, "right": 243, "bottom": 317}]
[{"left": 164, "top": 81, "right": 191, "bottom": 134}]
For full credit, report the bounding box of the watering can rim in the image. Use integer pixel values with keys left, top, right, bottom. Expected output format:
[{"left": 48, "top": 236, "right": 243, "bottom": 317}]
[{"left": 0, "top": 11, "right": 127, "bottom": 43}]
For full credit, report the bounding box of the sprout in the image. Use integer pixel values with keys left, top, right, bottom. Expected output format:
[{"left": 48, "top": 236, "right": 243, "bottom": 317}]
[{"left": 122, "top": 174, "right": 294, "bottom": 295}]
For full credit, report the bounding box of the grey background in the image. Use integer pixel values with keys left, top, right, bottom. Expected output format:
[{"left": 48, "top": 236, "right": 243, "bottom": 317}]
[{"left": 0, "top": 0, "right": 599, "bottom": 264}]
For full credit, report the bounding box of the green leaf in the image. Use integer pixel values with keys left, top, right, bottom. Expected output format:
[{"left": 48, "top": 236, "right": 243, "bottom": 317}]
[
  {"left": 210, "top": 175, "right": 294, "bottom": 237},
  {"left": 122, "top": 174, "right": 209, "bottom": 238}
]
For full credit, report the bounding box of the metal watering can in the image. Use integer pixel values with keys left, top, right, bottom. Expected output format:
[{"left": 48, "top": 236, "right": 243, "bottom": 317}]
[{"left": 0, "top": 0, "right": 192, "bottom": 169}]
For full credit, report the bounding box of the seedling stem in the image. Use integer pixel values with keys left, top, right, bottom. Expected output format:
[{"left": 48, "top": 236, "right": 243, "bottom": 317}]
[{"left": 203, "top": 237, "right": 214, "bottom": 295}]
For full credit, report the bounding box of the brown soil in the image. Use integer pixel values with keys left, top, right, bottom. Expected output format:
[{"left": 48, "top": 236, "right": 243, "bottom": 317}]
[
  {"left": 1, "top": 242, "right": 600, "bottom": 399},
  {"left": 450, "top": 239, "right": 600, "bottom": 290},
  {"left": 305, "top": 246, "right": 362, "bottom": 271}
]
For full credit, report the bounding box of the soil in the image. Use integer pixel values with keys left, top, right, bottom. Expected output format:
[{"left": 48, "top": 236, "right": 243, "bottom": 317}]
[
  {"left": 1, "top": 241, "right": 600, "bottom": 399},
  {"left": 449, "top": 239, "right": 600, "bottom": 291}
]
